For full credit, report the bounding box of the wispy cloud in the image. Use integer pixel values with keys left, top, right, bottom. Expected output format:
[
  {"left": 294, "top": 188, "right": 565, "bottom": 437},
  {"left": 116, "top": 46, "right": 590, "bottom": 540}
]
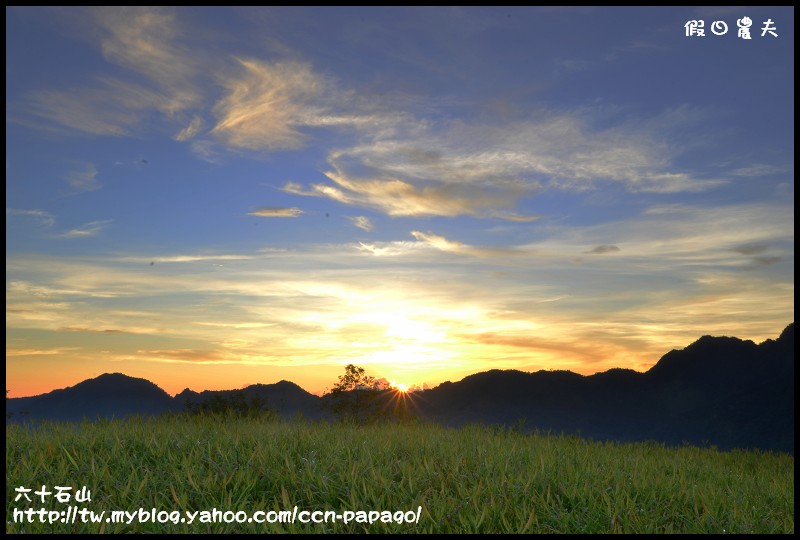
[
  {"left": 189, "top": 140, "right": 222, "bottom": 164},
  {"left": 411, "top": 231, "right": 471, "bottom": 254},
  {"left": 14, "top": 7, "right": 200, "bottom": 136},
  {"left": 175, "top": 115, "right": 203, "bottom": 141},
  {"left": 58, "top": 220, "right": 113, "bottom": 238},
  {"left": 350, "top": 216, "right": 374, "bottom": 232},
  {"left": 411, "top": 230, "right": 521, "bottom": 258},
  {"left": 247, "top": 207, "right": 304, "bottom": 218},
  {"left": 7, "top": 347, "right": 80, "bottom": 357},
  {"left": 286, "top": 165, "right": 524, "bottom": 219},
  {"left": 356, "top": 241, "right": 419, "bottom": 257},
  {"left": 732, "top": 243, "right": 768, "bottom": 256},
  {"left": 6, "top": 208, "right": 55, "bottom": 228},
  {"left": 136, "top": 349, "right": 227, "bottom": 363},
  {"left": 21, "top": 80, "right": 164, "bottom": 136},
  {"left": 212, "top": 59, "right": 326, "bottom": 151},
  {"left": 284, "top": 106, "right": 727, "bottom": 219},
  {"left": 752, "top": 256, "right": 781, "bottom": 267},
  {"left": 66, "top": 164, "right": 101, "bottom": 192},
  {"left": 59, "top": 326, "right": 131, "bottom": 334},
  {"left": 730, "top": 164, "right": 787, "bottom": 177},
  {"left": 114, "top": 253, "right": 256, "bottom": 264},
  {"left": 93, "top": 6, "right": 201, "bottom": 115},
  {"left": 586, "top": 244, "right": 620, "bottom": 254}
]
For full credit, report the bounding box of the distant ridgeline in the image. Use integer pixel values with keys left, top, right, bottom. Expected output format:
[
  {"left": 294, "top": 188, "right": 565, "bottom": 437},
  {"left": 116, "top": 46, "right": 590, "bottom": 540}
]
[{"left": 6, "top": 323, "right": 794, "bottom": 453}]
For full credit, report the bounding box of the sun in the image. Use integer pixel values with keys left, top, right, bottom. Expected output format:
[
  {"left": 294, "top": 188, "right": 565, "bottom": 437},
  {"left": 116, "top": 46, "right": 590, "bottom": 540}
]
[{"left": 391, "top": 381, "right": 409, "bottom": 393}]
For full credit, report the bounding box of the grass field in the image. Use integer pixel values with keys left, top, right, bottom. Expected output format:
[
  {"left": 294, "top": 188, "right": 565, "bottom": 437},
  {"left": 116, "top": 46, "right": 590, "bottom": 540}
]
[{"left": 5, "top": 415, "right": 794, "bottom": 534}]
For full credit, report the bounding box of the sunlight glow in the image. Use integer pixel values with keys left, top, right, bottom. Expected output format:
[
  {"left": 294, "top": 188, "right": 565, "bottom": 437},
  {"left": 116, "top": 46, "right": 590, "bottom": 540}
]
[{"left": 391, "top": 381, "right": 409, "bottom": 393}]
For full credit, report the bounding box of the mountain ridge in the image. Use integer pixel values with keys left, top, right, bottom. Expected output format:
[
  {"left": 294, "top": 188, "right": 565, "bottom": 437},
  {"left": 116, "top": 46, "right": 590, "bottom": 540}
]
[{"left": 6, "top": 323, "right": 794, "bottom": 452}]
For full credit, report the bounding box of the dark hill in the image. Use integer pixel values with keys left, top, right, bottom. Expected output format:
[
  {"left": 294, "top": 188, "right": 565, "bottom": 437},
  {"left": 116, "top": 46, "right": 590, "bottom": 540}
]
[
  {"left": 416, "top": 323, "right": 793, "bottom": 452},
  {"left": 175, "top": 380, "right": 324, "bottom": 420},
  {"left": 6, "top": 372, "right": 178, "bottom": 422},
  {"left": 5, "top": 323, "right": 793, "bottom": 452}
]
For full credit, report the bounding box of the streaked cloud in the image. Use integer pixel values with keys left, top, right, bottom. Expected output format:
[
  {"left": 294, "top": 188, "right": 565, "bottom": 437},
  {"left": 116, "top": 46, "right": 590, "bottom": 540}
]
[
  {"left": 284, "top": 107, "right": 728, "bottom": 219},
  {"left": 730, "top": 164, "right": 787, "bottom": 177},
  {"left": 189, "top": 140, "right": 222, "bottom": 163},
  {"left": 356, "top": 241, "right": 419, "bottom": 257},
  {"left": 93, "top": 6, "right": 201, "bottom": 115},
  {"left": 212, "top": 59, "right": 326, "bottom": 151},
  {"left": 285, "top": 166, "right": 523, "bottom": 219},
  {"left": 21, "top": 81, "right": 164, "bottom": 136},
  {"left": 175, "top": 116, "right": 203, "bottom": 141},
  {"left": 732, "top": 243, "right": 768, "bottom": 255},
  {"left": 587, "top": 244, "right": 620, "bottom": 254},
  {"left": 751, "top": 256, "right": 781, "bottom": 267},
  {"left": 114, "top": 253, "right": 256, "bottom": 264},
  {"left": 410, "top": 230, "right": 521, "bottom": 258},
  {"left": 57, "top": 220, "right": 113, "bottom": 239},
  {"left": 14, "top": 7, "right": 200, "bottom": 136},
  {"left": 7, "top": 208, "right": 55, "bottom": 228},
  {"left": 7, "top": 347, "right": 80, "bottom": 357},
  {"left": 411, "top": 230, "right": 470, "bottom": 254},
  {"left": 247, "top": 207, "right": 304, "bottom": 218},
  {"left": 66, "top": 164, "right": 101, "bottom": 192},
  {"left": 496, "top": 213, "right": 543, "bottom": 223},
  {"left": 350, "top": 216, "right": 374, "bottom": 232},
  {"left": 59, "top": 326, "right": 131, "bottom": 334},
  {"left": 136, "top": 349, "right": 227, "bottom": 363}
]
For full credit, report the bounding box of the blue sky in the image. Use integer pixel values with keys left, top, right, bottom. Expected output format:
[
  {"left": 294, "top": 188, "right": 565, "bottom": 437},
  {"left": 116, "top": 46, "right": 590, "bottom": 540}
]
[{"left": 6, "top": 7, "right": 794, "bottom": 397}]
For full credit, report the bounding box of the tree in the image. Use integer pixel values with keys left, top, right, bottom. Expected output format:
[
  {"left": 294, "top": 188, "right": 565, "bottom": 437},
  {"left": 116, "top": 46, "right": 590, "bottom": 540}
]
[
  {"left": 326, "top": 364, "right": 383, "bottom": 423},
  {"left": 184, "top": 390, "right": 276, "bottom": 419}
]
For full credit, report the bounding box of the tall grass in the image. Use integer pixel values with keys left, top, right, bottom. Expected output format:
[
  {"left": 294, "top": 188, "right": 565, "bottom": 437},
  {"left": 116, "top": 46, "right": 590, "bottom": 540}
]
[{"left": 5, "top": 415, "right": 794, "bottom": 533}]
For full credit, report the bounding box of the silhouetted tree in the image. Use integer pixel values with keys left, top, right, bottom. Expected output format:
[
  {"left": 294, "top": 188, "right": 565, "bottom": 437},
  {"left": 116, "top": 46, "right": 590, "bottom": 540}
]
[
  {"left": 184, "top": 390, "right": 276, "bottom": 419},
  {"left": 326, "top": 364, "right": 384, "bottom": 423}
]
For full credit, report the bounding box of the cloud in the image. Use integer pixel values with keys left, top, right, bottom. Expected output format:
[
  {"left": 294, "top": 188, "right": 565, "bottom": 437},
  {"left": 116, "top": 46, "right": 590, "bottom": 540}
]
[
  {"left": 356, "top": 241, "right": 419, "bottom": 257},
  {"left": 751, "top": 256, "right": 781, "bottom": 267},
  {"left": 212, "top": 59, "right": 327, "bottom": 151},
  {"left": 115, "top": 253, "right": 256, "bottom": 264},
  {"left": 14, "top": 7, "right": 200, "bottom": 136},
  {"left": 586, "top": 244, "right": 620, "bottom": 254},
  {"left": 410, "top": 230, "right": 520, "bottom": 257},
  {"left": 58, "top": 220, "right": 113, "bottom": 238},
  {"left": 6, "top": 208, "right": 55, "bottom": 228},
  {"left": 460, "top": 332, "right": 612, "bottom": 365},
  {"left": 190, "top": 140, "right": 222, "bottom": 164},
  {"left": 21, "top": 80, "right": 165, "bottom": 136},
  {"left": 93, "top": 6, "right": 201, "bottom": 114},
  {"left": 59, "top": 326, "right": 131, "bottom": 334},
  {"left": 495, "top": 213, "right": 543, "bottom": 223},
  {"left": 730, "top": 164, "right": 787, "bottom": 177},
  {"left": 350, "top": 216, "right": 374, "bottom": 232},
  {"left": 136, "top": 349, "right": 227, "bottom": 363},
  {"left": 66, "top": 164, "right": 101, "bottom": 192},
  {"left": 247, "top": 207, "right": 304, "bottom": 218},
  {"left": 175, "top": 115, "right": 203, "bottom": 141},
  {"left": 732, "top": 243, "right": 768, "bottom": 255},
  {"left": 283, "top": 106, "right": 726, "bottom": 219},
  {"left": 286, "top": 165, "right": 523, "bottom": 219},
  {"left": 411, "top": 231, "right": 471, "bottom": 254},
  {"left": 7, "top": 347, "right": 80, "bottom": 357}
]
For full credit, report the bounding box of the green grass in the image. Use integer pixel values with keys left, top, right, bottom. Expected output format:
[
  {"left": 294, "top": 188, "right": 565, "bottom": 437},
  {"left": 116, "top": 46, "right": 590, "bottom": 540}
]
[{"left": 5, "top": 415, "right": 794, "bottom": 533}]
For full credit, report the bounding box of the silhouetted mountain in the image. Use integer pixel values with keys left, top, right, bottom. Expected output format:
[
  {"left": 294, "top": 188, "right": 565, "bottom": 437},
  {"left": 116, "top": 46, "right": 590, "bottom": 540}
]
[
  {"left": 6, "top": 373, "right": 178, "bottom": 422},
  {"left": 416, "top": 323, "right": 794, "bottom": 452},
  {"left": 6, "top": 324, "right": 793, "bottom": 452},
  {"left": 175, "top": 380, "right": 324, "bottom": 420}
]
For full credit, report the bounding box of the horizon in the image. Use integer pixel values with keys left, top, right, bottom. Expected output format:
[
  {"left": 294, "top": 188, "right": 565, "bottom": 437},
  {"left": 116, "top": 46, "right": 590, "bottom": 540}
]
[
  {"left": 8, "top": 321, "right": 793, "bottom": 399},
  {"left": 6, "top": 7, "right": 794, "bottom": 399}
]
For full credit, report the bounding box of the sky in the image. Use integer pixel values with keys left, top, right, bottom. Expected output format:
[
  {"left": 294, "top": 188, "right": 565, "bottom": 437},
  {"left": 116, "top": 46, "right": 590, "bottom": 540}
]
[{"left": 6, "top": 6, "right": 794, "bottom": 398}]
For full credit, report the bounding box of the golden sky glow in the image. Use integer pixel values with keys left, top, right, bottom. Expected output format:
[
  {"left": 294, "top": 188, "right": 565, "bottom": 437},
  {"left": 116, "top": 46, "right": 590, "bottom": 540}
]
[{"left": 6, "top": 7, "right": 794, "bottom": 398}]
